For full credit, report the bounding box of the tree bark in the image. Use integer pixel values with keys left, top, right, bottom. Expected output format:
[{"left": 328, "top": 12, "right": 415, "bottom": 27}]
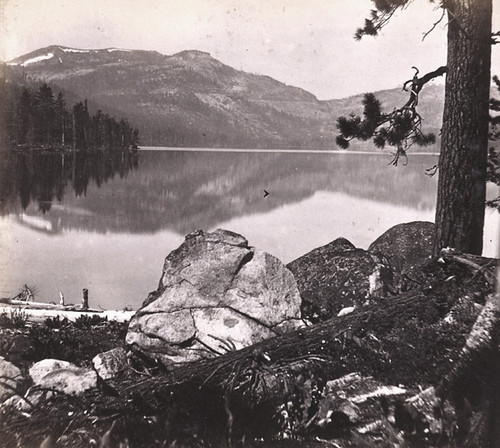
[{"left": 434, "top": 0, "right": 492, "bottom": 255}]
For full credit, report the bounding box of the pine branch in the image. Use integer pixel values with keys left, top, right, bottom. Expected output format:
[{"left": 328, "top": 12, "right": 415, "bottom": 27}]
[
  {"left": 336, "top": 66, "right": 445, "bottom": 154},
  {"left": 355, "top": 1, "right": 413, "bottom": 40}
]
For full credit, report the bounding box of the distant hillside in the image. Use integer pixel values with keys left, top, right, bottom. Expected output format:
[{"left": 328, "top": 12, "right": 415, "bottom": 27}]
[{"left": 5, "top": 45, "right": 444, "bottom": 149}]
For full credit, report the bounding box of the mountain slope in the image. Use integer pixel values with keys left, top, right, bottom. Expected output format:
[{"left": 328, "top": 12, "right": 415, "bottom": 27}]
[{"left": 5, "top": 45, "right": 443, "bottom": 149}]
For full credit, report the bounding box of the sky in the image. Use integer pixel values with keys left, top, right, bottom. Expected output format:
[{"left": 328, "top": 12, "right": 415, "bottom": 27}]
[{"left": 1, "top": 0, "right": 499, "bottom": 99}]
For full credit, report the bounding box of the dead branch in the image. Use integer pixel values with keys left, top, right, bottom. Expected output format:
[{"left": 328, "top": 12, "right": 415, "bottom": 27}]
[
  {"left": 422, "top": 6, "right": 447, "bottom": 41},
  {"left": 440, "top": 249, "right": 497, "bottom": 285},
  {"left": 402, "top": 66, "right": 447, "bottom": 109}
]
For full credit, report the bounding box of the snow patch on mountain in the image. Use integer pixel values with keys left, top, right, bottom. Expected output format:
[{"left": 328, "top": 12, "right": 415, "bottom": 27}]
[
  {"left": 60, "top": 48, "right": 92, "bottom": 53},
  {"left": 106, "top": 48, "right": 132, "bottom": 53},
  {"left": 21, "top": 53, "right": 54, "bottom": 66}
]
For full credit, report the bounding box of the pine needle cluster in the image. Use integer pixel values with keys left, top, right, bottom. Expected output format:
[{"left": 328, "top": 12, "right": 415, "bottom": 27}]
[
  {"left": 336, "top": 91, "right": 436, "bottom": 158},
  {"left": 354, "top": 0, "right": 412, "bottom": 40}
]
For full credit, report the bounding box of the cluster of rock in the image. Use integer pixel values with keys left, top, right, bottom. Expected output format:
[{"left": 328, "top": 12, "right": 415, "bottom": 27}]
[
  {"left": 1, "top": 223, "right": 435, "bottom": 394},
  {"left": 125, "top": 223, "right": 435, "bottom": 366},
  {"left": 2, "top": 223, "right": 433, "bottom": 388},
  {"left": 0, "top": 347, "right": 129, "bottom": 411},
  {"left": 287, "top": 221, "right": 435, "bottom": 321},
  {"left": 5, "top": 222, "right": 472, "bottom": 446}
]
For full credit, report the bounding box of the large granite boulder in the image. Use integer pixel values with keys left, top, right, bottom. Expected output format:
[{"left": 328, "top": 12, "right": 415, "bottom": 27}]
[
  {"left": 287, "top": 238, "right": 393, "bottom": 321},
  {"left": 126, "top": 229, "right": 302, "bottom": 365},
  {"left": 369, "top": 221, "right": 435, "bottom": 290}
]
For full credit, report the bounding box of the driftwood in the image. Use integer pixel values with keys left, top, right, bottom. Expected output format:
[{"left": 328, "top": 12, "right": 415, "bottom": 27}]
[{"left": 0, "top": 303, "right": 133, "bottom": 323}]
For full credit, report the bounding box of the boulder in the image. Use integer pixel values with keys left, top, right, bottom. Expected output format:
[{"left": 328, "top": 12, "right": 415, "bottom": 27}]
[
  {"left": 92, "top": 347, "right": 128, "bottom": 380},
  {"left": 287, "top": 238, "right": 393, "bottom": 321},
  {"left": 369, "top": 221, "right": 435, "bottom": 290},
  {"left": 0, "top": 357, "right": 22, "bottom": 402},
  {"left": 126, "top": 229, "right": 302, "bottom": 366},
  {"left": 29, "top": 359, "right": 97, "bottom": 395}
]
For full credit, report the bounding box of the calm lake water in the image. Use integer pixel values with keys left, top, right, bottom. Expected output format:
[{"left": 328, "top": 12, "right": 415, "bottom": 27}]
[{"left": 0, "top": 148, "right": 498, "bottom": 310}]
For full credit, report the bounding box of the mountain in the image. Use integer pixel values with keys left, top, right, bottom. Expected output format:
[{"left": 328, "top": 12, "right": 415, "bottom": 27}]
[{"left": 4, "top": 45, "right": 444, "bottom": 149}]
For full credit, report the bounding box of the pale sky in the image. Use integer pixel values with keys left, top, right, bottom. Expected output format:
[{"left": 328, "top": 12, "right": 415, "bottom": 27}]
[{"left": 1, "top": 0, "right": 499, "bottom": 99}]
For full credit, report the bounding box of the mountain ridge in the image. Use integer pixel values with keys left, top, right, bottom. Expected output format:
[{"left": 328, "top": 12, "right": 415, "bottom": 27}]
[{"left": 4, "top": 45, "right": 443, "bottom": 149}]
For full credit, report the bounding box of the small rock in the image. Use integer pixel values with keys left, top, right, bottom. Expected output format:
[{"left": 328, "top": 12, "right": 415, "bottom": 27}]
[
  {"left": 0, "top": 357, "right": 22, "bottom": 402},
  {"left": 92, "top": 347, "right": 128, "bottom": 380},
  {"left": 321, "top": 372, "right": 413, "bottom": 436},
  {"left": 29, "top": 359, "right": 97, "bottom": 395},
  {"left": 339, "top": 400, "right": 361, "bottom": 423},
  {"left": 326, "top": 373, "right": 408, "bottom": 404},
  {"left": 337, "top": 306, "right": 355, "bottom": 316}
]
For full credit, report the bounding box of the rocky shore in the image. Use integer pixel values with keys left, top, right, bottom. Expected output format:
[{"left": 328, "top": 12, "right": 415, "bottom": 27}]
[{"left": 0, "top": 222, "right": 498, "bottom": 448}]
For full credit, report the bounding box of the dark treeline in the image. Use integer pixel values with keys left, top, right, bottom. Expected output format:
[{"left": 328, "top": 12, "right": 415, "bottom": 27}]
[{"left": 1, "top": 81, "right": 139, "bottom": 150}]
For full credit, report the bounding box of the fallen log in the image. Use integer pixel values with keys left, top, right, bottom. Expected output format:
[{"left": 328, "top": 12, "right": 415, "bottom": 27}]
[
  {"left": 5, "top": 299, "right": 101, "bottom": 312},
  {"left": 129, "top": 286, "right": 444, "bottom": 393},
  {"left": 0, "top": 303, "right": 133, "bottom": 323}
]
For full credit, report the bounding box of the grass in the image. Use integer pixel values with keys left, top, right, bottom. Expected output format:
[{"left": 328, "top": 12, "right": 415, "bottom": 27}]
[{"left": 0, "top": 309, "right": 28, "bottom": 328}]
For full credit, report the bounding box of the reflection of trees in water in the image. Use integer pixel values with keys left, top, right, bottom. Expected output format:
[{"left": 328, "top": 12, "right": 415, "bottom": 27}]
[
  {"left": 0, "top": 149, "right": 438, "bottom": 235},
  {"left": 0, "top": 150, "right": 139, "bottom": 214}
]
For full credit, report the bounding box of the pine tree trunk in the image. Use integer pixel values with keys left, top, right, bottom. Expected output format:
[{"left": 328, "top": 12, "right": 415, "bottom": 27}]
[
  {"left": 434, "top": 0, "right": 492, "bottom": 255},
  {"left": 72, "top": 111, "right": 76, "bottom": 150}
]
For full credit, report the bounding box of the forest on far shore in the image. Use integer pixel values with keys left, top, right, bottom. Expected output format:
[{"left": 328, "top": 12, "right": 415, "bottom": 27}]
[{"left": 0, "top": 81, "right": 139, "bottom": 150}]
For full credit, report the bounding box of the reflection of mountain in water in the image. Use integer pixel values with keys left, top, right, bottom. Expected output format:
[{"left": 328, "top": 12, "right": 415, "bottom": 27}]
[{"left": 0, "top": 149, "right": 439, "bottom": 235}]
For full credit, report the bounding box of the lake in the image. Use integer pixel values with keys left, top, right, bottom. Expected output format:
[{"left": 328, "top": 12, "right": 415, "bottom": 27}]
[{"left": 0, "top": 148, "right": 498, "bottom": 310}]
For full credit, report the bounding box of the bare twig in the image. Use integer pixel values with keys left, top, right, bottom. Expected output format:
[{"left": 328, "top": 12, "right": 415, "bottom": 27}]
[
  {"left": 422, "top": 7, "right": 446, "bottom": 41},
  {"left": 402, "top": 66, "right": 447, "bottom": 108},
  {"left": 389, "top": 147, "right": 408, "bottom": 166}
]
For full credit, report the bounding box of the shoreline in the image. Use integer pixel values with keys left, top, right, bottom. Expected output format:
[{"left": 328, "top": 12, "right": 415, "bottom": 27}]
[
  {"left": 0, "top": 301, "right": 133, "bottom": 323},
  {"left": 139, "top": 145, "right": 441, "bottom": 155}
]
